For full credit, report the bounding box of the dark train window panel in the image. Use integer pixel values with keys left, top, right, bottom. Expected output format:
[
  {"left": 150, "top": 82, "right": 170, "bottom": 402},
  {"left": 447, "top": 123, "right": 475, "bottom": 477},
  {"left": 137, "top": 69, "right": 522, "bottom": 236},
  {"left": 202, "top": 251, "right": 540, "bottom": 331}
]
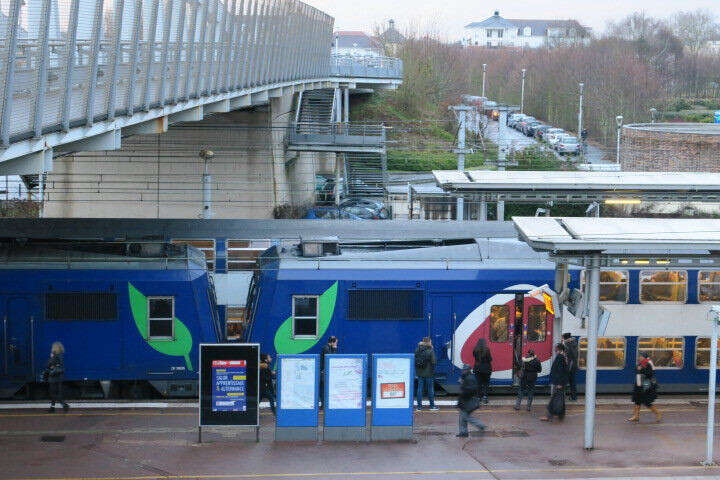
[
  {"left": 45, "top": 293, "right": 117, "bottom": 321},
  {"left": 348, "top": 290, "right": 423, "bottom": 321},
  {"left": 148, "top": 297, "right": 175, "bottom": 340}
]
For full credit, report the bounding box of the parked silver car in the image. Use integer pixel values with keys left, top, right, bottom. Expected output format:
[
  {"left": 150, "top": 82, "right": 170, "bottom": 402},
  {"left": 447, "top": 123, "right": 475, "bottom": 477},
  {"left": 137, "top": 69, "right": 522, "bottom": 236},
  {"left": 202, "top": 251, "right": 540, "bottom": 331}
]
[{"left": 555, "top": 135, "right": 581, "bottom": 155}]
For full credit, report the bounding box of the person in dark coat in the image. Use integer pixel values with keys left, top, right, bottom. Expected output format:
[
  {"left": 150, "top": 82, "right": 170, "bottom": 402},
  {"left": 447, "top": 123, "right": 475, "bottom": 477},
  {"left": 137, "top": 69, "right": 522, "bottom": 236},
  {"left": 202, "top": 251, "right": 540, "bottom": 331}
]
[
  {"left": 44, "top": 342, "right": 69, "bottom": 413},
  {"left": 472, "top": 338, "right": 492, "bottom": 404},
  {"left": 563, "top": 333, "right": 579, "bottom": 401},
  {"left": 456, "top": 364, "right": 486, "bottom": 437},
  {"left": 414, "top": 337, "right": 438, "bottom": 410},
  {"left": 259, "top": 353, "right": 276, "bottom": 415},
  {"left": 320, "top": 336, "right": 338, "bottom": 372},
  {"left": 514, "top": 349, "right": 542, "bottom": 411},
  {"left": 627, "top": 353, "right": 661, "bottom": 423},
  {"left": 541, "top": 343, "right": 569, "bottom": 422}
]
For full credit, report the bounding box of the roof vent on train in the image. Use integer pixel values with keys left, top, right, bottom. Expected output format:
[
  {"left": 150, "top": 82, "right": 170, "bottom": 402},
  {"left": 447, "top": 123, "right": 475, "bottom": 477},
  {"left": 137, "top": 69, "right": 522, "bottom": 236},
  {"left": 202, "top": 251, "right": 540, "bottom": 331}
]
[{"left": 300, "top": 236, "right": 340, "bottom": 257}]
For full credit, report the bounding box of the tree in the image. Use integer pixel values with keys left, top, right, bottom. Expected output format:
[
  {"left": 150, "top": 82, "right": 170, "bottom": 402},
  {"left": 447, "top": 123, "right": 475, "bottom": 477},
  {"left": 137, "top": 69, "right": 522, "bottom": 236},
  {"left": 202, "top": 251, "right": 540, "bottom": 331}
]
[{"left": 673, "top": 9, "right": 720, "bottom": 55}]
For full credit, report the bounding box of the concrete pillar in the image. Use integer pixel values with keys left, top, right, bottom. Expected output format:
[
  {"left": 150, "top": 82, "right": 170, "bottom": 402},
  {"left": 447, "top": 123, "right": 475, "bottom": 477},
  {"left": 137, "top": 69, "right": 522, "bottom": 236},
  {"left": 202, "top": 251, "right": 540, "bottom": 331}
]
[{"left": 584, "top": 254, "right": 601, "bottom": 450}]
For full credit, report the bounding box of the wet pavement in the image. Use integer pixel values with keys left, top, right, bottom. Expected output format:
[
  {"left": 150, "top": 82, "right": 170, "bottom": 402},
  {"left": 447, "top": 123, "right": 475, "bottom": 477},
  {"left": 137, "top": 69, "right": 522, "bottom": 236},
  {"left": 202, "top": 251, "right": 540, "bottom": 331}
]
[{"left": 2, "top": 396, "right": 720, "bottom": 480}]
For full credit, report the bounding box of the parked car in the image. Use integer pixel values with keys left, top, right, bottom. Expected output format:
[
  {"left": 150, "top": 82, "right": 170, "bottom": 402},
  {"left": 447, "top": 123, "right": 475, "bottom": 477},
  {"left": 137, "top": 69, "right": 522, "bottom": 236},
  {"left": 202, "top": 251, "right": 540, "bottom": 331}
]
[
  {"left": 545, "top": 129, "right": 566, "bottom": 147},
  {"left": 315, "top": 175, "right": 335, "bottom": 205},
  {"left": 555, "top": 135, "right": 581, "bottom": 155},
  {"left": 523, "top": 122, "right": 543, "bottom": 136},
  {"left": 514, "top": 117, "right": 536, "bottom": 132},
  {"left": 339, "top": 198, "right": 391, "bottom": 219},
  {"left": 534, "top": 125, "right": 552, "bottom": 140},
  {"left": 507, "top": 114, "right": 527, "bottom": 128}
]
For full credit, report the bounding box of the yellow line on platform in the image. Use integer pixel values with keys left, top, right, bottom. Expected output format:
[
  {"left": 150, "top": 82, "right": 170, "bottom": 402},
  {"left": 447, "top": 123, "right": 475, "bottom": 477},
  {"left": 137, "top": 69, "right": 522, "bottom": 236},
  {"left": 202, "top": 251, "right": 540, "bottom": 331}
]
[{"left": 7, "top": 464, "right": 720, "bottom": 480}]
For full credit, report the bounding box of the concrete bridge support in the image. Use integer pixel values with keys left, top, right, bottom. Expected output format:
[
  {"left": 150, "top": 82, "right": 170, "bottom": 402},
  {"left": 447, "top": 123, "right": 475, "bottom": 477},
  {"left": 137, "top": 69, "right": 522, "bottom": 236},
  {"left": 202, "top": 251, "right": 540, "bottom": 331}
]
[{"left": 44, "top": 91, "right": 335, "bottom": 219}]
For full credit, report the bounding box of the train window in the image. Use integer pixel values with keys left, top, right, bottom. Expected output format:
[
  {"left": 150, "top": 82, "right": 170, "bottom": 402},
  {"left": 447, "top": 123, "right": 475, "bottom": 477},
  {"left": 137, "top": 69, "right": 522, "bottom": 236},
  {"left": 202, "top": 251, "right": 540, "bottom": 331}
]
[
  {"left": 578, "top": 337, "right": 626, "bottom": 369},
  {"left": 45, "top": 293, "right": 117, "bottom": 321},
  {"left": 292, "top": 295, "right": 318, "bottom": 338},
  {"left": 698, "top": 271, "right": 720, "bottom": 302},
  {"left": 227, "top": 240, "right": 271, "bottom": 271},
  {"left": 526, "top": 305, "right": 546, "bottom": 342},
  {"left": 639, "top": 270, "right": 687, "bottom": 303},
  {"left": 695, "top": 337, "right": 720, "bottom": 368},
  {"left": 348, "top": 290, "right": 423, "bottom": 321},
  {"left": 147, "top": 297, "right": 174, "bottom": 340},
  {"left": 489, "top": 305, "right": 510, "bottom": 343},
  {"left": 226, "top": 306, "right": 246, "bottom": 341},
  {"left": 171, "top": 239, "right": 215, "bottom": 271},
  {"left": 637, "top": 337, "right": 684, "bottom": 369},
  {"left": 580, "top": 270, "right": 628, "bottom": 303}
]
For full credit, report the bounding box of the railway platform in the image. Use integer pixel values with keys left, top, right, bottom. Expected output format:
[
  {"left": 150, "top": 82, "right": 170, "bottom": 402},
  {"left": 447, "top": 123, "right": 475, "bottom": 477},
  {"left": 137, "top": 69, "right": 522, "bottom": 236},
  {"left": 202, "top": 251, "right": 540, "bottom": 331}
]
[{"left": 1, "top": 395, "right": 720, "bottom": 480}]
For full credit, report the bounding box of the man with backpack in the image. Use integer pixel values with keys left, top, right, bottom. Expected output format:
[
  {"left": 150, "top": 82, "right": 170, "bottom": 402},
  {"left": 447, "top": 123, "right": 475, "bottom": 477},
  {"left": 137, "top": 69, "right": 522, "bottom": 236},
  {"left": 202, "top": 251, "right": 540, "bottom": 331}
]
[{"left": 415, "top": 337, "right": 438, "bottom": 411}]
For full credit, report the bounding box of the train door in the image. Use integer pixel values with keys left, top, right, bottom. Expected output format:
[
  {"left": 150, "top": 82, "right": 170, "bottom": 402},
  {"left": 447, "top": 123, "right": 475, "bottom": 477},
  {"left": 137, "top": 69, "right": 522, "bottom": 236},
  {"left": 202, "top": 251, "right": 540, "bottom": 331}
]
[
  {"left": 511, "top": 293, "right": 525, "bottom": 384},
  {"left": 521, "top": 290, "right": 555, "bottom": 380},
  {"left": 2, "top": 297, "right": 36, "bottom": 380},
  {"left": 429, "top": 295, "right": 453, "bottom": 378}
]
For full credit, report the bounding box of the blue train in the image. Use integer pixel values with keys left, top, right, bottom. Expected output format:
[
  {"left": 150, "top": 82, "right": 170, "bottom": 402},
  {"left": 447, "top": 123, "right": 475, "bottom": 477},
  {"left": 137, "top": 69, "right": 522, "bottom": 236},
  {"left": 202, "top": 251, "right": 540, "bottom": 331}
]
[
  {"left": 0, "top": 241, "right": 222, "bottom": 398},
  {"left": 245, "top": 237, "right": 720, "bottom": 393}
]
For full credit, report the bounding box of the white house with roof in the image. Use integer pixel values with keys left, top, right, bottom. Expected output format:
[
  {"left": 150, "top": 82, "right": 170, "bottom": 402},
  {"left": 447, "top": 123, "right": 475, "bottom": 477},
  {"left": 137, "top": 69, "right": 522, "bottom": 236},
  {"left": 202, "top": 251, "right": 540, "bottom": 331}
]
[
  {"left": 463, "top": 11, "right": 589, "bottom": 48},
  {"left": 333, "top": 31, "right": 383, "bottom": 57}
]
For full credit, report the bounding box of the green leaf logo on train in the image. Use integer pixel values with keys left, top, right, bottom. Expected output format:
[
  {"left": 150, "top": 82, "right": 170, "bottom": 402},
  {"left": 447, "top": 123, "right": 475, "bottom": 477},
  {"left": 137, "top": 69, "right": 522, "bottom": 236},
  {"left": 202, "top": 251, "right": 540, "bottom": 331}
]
[
  {"left": 128, "top": 283, "right": 194, "bottom": 371},
  {"left": 274, "top": 282, "right": 338, "bottom": 354}
]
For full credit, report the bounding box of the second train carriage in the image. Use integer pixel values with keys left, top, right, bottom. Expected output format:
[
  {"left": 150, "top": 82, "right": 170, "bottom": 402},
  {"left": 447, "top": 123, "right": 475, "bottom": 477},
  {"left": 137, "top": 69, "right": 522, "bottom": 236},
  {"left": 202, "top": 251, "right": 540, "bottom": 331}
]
[{"left": 244, "top": 237, "right": 720, "bottom": 392}]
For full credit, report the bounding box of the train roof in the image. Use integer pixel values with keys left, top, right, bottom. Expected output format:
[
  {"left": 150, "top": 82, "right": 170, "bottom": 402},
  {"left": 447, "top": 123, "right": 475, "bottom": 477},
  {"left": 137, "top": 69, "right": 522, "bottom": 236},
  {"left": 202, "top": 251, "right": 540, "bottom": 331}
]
[
  {"left": 0, "top": 241, "right": 208, "bottom": 270},
  {"left": 0, "top": 219, "right": 518, "bottom": 243},
  {"left": 276, "top": 237, "right": 555, "bottom": 270}
]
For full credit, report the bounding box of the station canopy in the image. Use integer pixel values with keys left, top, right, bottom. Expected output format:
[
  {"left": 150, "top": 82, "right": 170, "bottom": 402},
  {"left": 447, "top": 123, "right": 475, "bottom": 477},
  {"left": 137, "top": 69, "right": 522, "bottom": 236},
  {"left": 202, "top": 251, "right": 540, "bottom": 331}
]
[
  {"left": 513, "top": 216, "right": 720, "bottom": 267},
  {"left": 433, "top": 170, "right": 720, "bottom": 203}
]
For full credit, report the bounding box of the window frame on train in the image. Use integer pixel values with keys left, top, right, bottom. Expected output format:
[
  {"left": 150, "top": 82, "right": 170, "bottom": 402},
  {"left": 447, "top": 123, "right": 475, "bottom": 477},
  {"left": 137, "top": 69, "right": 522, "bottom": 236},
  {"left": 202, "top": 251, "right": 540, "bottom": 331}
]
[
  {"left": 489, "top": 304, "right": 511, "bottom": 343},
  {"left": 578, "top": 337, "right": 626, "bottom": 369},
  {"left": 147, "top": 296, "right": 175, "bottom": 340},
  {"left": 698, "top": 271, "right": 720, "bottom": 303},
  {"left": 695, "top": 337, "right": 720, "bottom": 369},
  {"left": 637, "top": 336, "right": 685, "bottom": 369},
  {"left": 639, "top": 270, "right": 688, "bottom": 304},
  {"left": 526, "top": 304, "right": 547, "bottom": 342},
  {"left": 580, "top": 270, "right": 629, "bottom": 303},
  {"left": 171, "top": 239, "right": 216, "bottom": 272},
  {"left": 292, "top": 295, "right": 319, "bottom": 339}
]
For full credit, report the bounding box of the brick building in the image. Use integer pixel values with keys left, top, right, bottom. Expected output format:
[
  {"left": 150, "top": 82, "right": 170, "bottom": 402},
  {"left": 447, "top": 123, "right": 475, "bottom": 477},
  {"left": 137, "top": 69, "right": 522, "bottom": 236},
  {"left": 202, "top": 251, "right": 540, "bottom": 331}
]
[{"left": 622, "top": 123, "right": 720, "bottom": 172}]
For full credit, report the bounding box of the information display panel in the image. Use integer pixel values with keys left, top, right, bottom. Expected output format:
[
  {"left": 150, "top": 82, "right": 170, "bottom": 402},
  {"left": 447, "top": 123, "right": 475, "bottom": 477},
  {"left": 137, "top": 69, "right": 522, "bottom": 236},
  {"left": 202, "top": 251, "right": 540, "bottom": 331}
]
[
  {"left": 324, "top": 354, "right": 367, "bottom": 430},
  {"left": 276, "top": 354, "right": 319, "bottom": 429},
  {"left": 371, "top": 354, "right": 414, "bottom": 432},
  {"left": 199, "top": 343, "right": 259, "bottom": 427}
]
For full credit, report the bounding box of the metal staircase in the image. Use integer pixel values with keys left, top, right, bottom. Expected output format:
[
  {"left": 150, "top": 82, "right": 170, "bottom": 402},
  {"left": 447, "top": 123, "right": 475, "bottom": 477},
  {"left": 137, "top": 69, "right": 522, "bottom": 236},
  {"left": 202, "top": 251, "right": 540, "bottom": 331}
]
[
  {"left": 343, "top": 153, "right": 387, "bottom": 198},
  {"left": 295, "top": 89, "right": 336, "bottom": 133}
]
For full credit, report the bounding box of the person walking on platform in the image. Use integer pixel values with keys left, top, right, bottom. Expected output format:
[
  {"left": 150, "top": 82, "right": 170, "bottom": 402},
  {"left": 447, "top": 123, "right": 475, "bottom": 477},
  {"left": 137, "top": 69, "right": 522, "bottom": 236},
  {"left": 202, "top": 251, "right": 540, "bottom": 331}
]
[
  {"left": 44, "top": 342, "right": 69, "bottom": 413},
  {"left": 472, "top": 338, "right": 492, "bottom": 404},
  {"left": 415, "top": 337, "right": 438, "bottom": 411},
  {"left": 259, "top": 353, "right": 276, "bottom": 415},
  {"left": 515, "top": 349, "right": 542, "bottom": 411},
  {"left": 457, "top": 364, "right": 486, "bottom": 437},
  {"left": 541, "top": 343, "right": 569, "bottom": 422},
  {"left": 563, "top": 333, "right": 579, "bottom": 401},
  {"left": 627, "top": 353, "right": 661, "bottom": 423}
]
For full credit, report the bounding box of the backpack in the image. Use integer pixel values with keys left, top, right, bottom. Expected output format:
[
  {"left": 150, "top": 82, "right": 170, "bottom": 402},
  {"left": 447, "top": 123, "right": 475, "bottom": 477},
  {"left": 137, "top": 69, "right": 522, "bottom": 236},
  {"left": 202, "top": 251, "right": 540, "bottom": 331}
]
[{"left": 415, "top": 347, "right": 431, "bottom": 371}]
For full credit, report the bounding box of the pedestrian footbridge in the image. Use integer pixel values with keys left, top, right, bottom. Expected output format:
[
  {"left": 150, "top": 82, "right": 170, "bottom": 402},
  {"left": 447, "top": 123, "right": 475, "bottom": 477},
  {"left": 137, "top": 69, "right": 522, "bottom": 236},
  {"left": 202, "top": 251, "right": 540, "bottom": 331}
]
[{"left": 0, "top": 0, "right": 403, "bottom": 175}]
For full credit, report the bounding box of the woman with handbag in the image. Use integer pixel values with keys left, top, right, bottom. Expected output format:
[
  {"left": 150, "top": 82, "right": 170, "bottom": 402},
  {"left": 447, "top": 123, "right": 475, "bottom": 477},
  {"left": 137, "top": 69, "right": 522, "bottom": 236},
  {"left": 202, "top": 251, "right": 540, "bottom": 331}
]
[
  {"left": 540, "top": 343, "right": 569, "bottom": 422},
  {"left": 44, "top": 342, "right": 69, "bottom": 413},
  {"left": 627, "top": 353, "right": 661, "bottom": 423},
  {"left": 472, "top": 338, "right": 492, "bottom": 404}
]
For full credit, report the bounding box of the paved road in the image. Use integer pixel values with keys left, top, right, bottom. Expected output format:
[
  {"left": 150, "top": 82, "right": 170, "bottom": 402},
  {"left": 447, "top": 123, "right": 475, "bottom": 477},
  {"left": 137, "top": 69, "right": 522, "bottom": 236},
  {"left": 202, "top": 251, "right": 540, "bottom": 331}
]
[{"left": 2, "top": 396, "right": 720, "bottom": 480}]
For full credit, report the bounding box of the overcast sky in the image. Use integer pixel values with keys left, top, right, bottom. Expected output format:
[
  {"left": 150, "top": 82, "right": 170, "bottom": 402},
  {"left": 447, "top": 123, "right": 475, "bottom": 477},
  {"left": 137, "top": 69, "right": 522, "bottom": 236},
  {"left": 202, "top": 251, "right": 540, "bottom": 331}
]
[{"left": 304, "top": 0, "right": 719, "bottom": 39}]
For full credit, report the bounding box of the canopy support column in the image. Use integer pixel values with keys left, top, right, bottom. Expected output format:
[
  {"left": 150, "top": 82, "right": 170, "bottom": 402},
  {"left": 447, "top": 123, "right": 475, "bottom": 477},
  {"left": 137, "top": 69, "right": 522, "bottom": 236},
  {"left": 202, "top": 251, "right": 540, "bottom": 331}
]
[{"left": 584, "top": 254, "right": 600, "bottom": 450}]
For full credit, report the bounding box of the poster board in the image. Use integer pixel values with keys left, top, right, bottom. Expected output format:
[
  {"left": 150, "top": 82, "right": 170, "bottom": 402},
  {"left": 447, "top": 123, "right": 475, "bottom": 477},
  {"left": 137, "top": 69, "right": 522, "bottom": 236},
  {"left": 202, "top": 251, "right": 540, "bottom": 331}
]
[
  {"left": 371, "top": 354, "right": 414, "bottom": 427},
  {"left": 324, "top": 354, "right": 367, "bottom": 428},
  {"left": 199, "top": 343, "right": 259, "bottom": 427},
  {"left": 276, "top": 354, "right": 319, "bottom": 428}
]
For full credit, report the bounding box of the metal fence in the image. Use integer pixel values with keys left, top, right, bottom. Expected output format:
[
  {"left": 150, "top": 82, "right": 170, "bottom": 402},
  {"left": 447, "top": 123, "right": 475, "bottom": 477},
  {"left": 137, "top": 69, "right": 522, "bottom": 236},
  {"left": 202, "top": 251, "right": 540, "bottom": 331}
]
[
  {"left": 0, "top": 0, "right": 334, "bottom": 145},
  {"left": 330, "top": 54, "right": 403, "bottom": 79}
]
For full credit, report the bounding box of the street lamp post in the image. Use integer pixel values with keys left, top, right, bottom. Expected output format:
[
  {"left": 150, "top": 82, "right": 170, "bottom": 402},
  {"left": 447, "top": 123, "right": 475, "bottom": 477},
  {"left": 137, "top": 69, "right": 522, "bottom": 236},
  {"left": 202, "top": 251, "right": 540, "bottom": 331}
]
[
  {"left": 577, "top": 83, "right": 584, "bottom": 138},
  {"left": 199, "top": 149, "right": 214, "bottom": 219},
  {"left": 481, "top": 63, "right": 487, "bottom": 98},
  {"left": 650, "top": 108, "right": 658, "bottom": 123},
  {"left": 520, "top": 69, "right": 526, "bottom": 114},
  {"left": 615, "top": 115, "right": 623, "bottom": 165}
]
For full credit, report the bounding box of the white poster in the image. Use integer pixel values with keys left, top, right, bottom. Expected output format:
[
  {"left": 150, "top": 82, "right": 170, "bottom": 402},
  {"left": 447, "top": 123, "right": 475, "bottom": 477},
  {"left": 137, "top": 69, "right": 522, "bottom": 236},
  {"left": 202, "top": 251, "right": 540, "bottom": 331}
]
[
  {"left": 280, "top": 357, "right": 316, "bottom": 410},
  {"left": 375, "top": 357, "right": 411, "bottom": 409},
  {"left": 327, "top": 357, "right": 363, "bottom": 410}
]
